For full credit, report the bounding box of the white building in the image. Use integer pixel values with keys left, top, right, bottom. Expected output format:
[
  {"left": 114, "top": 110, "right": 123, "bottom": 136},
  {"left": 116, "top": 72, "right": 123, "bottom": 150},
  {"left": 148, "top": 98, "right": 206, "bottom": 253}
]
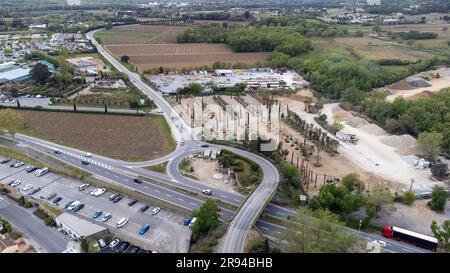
[
  {"left": 367, "top": 0, "right": 381, "bottom": 6},
  {"left": 56, "top": 213, "right": 106, "bottom": 241}
]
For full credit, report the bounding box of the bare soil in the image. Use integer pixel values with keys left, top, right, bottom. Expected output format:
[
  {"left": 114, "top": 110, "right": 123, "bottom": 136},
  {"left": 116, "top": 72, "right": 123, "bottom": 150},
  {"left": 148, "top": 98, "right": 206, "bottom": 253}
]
[{"left": 17, "top": 110, "right": 175, "bottom": 161}]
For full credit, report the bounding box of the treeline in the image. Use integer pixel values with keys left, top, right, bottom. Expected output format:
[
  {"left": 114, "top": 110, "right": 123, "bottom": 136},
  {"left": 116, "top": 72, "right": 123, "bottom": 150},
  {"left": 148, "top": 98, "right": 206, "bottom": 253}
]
[
  {"left": 390, "top": 31, "right": 439, "bottom": 40},
  {"left": 360, "top": 89, "right": 450, "bottom": 154},
  {"left": 184, "top": 10, "right": 252, "bottom": 21},
  {"left": 177, "top": 24, "right": 313, "bottom": 55}
]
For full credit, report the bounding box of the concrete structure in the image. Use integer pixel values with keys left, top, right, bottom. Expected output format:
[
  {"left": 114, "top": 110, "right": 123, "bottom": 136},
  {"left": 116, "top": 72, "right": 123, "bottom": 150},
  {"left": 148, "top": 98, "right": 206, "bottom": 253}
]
[
  {"left": 66, "top": 57, "right": 98, "bottom": 75},
  {"left": 55, "top": 213, "right": 106, "bottom": 241},
  {"left": 0, "top": 63, "right": 31, "bottom": 84}
]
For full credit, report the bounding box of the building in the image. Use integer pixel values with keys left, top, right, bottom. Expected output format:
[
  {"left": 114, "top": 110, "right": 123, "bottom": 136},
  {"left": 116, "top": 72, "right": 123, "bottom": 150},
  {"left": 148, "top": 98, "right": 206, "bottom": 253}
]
[
  {"left": 0, "top": 62, "right": 31, "bottom": 84},
  {"left": 0, "top": 234, "right": 33, "bottom": 253},
  {"left": 55, "top": 213, "right": 106, "bottom": 241},
  {"left": 28, "top": 24, "right": 47, "bottom": 30},
  {"left": 215, "top": 69, "right": 234, "bottom": 77},
  {"left": 367, "top": 0, "right": 381, "bottom": 6},
  {"left": 66, "top": 57, "right": 99, "bottom": 75}
]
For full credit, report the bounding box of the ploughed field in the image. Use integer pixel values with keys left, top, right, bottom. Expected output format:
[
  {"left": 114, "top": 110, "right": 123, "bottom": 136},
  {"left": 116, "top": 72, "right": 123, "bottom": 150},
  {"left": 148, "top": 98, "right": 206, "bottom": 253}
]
[
  {"left": 97, "top": 24, "right": 269, "bottom": 70},
  {"left": 17, "top": 110, "right": 175, "bottom": 161}
]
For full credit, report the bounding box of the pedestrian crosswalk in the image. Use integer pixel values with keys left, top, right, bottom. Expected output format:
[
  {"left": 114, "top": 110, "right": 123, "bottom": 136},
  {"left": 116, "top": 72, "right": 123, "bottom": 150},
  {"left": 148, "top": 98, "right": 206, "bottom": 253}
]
[{"left": 62, "top": 151, "right": 112, "bottom": 170}]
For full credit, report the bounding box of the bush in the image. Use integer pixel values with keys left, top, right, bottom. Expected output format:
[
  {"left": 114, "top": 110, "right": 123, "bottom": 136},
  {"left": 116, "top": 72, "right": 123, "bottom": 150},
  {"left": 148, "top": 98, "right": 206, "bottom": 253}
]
[
  {"left": 9, "top": 230, "right": 22, "bottom": 240},
  {"left": 33, "top": 208, "right": 49, "bottom": 220},
  {"left": 428, "top": 186, "right": 448, "bottom": 212},
  {"left": 342, "top": 173, "right": 362, "bottom": 191},
  {"left": 44, "top": 217, "right": 56, "bottom": 227},
  {"left": 403, "top": 190, "right": 416, "bottom": 205}
]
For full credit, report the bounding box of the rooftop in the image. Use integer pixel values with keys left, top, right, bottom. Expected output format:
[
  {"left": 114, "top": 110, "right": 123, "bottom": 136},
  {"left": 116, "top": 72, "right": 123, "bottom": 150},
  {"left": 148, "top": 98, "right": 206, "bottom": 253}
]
[{"left": 56, "top": 213, "right": 105, "bottom": 237}]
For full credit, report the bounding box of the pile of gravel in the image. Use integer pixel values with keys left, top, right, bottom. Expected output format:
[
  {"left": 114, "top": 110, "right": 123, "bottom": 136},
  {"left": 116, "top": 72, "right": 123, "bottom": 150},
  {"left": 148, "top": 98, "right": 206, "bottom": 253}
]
[
  {"left": 359, "top": 124, "right": 387, "bottom": 136},
  {"left": 380, "top": 134, "right": 416, "bottom": 148},
  {"left": 407, "top": 77, "right": 431, "bottom": 88}
]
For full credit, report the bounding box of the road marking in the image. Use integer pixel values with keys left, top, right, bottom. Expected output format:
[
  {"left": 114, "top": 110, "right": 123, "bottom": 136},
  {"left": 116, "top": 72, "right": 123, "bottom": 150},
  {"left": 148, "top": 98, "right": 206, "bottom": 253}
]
[
  {"left": 114, "top": 175, "right": 119, "bottom": 178},
  {"left": 154, "top": 190, "right": 160, "bottom": 193},
  {"left": 189, "top": 202, "right": 197, "bottom": 206},
  {"left": 233, "top": 199, "right": 241, "bottom": 203},
  {"left": 260, "top": 226, "right": 269, "bottom": 231},
  {"left": 165, "top": 193, "right": 172, "bottom": 197},
  {"left": 276, "top": 211, "right": 286, "bottom": 215},
  {"left": 177, "top": 198, "right": 184, "bottom": 201}
]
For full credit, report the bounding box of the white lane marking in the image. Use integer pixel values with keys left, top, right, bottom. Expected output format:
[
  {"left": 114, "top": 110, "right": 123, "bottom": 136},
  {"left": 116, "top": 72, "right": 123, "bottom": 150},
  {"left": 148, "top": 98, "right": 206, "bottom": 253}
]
[
  {"left": 260, "top": 226, "right": 269, "bottom": 231},
  {"left": 165, "top": 193, "right": 172, "bottom": 198},
  {"left": 177, "top": 198, "right": 184, "bottom": 201},
  {"left": 276, "top": 211, "right": 286, "bottom": 215},
  {"left": 154, "top": 189, "right": 160, "bottom": 193},
  {"left": 189, "top": 202, "right": 197, "bottom": 206},
  {"left": 233, "top": 199, "right": 241, "bottom": 203}
]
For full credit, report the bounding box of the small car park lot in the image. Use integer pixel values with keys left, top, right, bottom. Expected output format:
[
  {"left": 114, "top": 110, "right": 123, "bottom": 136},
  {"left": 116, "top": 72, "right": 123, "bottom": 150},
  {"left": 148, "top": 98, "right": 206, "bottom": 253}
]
[{"left": 0, "top": 158, "right": 191, "bottom": 253}]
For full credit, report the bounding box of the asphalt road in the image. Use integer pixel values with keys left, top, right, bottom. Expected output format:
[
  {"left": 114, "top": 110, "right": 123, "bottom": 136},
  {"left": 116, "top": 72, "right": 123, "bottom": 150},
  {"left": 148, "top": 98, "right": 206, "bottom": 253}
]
[{"left": 0, "top": 196, "right": 70, "bottom": 253}]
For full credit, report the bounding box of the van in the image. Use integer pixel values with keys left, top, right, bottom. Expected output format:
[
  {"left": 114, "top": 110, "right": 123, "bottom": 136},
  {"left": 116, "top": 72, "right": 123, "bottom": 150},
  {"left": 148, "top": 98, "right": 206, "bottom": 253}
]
[
  {"left": 67, "top": 200, "right": 81, "bottom": 211},
  {"left": 116, "top": 217, "right": 129, "bottom": 228},
  {"left": 188, "top": 217, "right": 197, "bottom": 228},
  {"left": 139, "top": 224, "right": 150, "bottom": 235},
  {"left": 35, "top": 168, "right": 49, "bottom": 177},
  {"left": 78, "top": 183, "right": 90, "bottom": 191}
]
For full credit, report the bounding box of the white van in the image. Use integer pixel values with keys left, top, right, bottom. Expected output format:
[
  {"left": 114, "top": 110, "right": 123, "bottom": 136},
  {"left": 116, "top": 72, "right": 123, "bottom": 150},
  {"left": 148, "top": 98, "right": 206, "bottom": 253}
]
[
  {"left": 67, "top": 200, "right": 81, "bottom": 211},
  {"left": 188, "top": 217, "right": 197, "bottom": 228},
  {"left": 116, "top": 217, "right": 129, "bottom": 228},
  {"left": 35, "top": 168, "right": 49, "bottom": 177}
]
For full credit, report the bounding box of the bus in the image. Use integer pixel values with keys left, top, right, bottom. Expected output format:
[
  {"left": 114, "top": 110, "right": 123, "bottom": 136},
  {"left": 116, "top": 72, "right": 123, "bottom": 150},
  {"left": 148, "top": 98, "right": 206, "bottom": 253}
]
[{"left": 381, "top": 226, "right": 438, "bottom": 251}]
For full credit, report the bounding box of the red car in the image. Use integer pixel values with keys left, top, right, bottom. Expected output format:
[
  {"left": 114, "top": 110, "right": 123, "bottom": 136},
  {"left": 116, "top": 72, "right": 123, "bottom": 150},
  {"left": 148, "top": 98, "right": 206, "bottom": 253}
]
[{"left": 216, "top": 207, "right": 222, "bottom": 212}]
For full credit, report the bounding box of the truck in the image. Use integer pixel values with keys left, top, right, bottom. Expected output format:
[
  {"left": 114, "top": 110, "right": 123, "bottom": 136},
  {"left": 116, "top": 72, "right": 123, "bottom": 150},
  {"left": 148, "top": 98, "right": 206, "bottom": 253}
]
[
  {"left": 336, "top": 132, "right": 358, "bottom": 144},
  {"left": 381, "top": 226, "right": 438, "bottom": 251}
]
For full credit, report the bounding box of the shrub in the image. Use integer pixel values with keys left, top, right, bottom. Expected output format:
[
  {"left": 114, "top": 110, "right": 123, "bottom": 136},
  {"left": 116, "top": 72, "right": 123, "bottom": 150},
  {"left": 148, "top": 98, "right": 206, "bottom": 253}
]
[
  {"left": 44, "top": 217, "right": 56, "bottom": 226},
  {"left": 403, "top": 190, "right": 416, "bottom": 205},
  {"left": 428, "top": 186, "right": 448, "bottom": 212},
  {"left": 9, "top": 230, "right": 22, "bottom": 240}
]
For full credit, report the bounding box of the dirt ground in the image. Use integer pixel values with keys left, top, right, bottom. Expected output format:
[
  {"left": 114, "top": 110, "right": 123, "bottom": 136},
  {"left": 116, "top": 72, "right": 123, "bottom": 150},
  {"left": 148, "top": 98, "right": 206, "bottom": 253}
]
[
  {"left": 17, "top": 110, "right": 175, "bottom": 161},
  {"left": 189, "top": 157, "right": 235, "bottom": 192}
]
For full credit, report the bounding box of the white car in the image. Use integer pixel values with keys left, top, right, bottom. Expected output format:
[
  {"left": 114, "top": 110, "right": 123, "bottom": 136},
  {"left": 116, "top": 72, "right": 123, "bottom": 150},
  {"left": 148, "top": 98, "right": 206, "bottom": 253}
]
[
  {"left": 151, "top": 207, "right": 161, "bottom": 215},
  {"left": 93, "top": 188, "right": 106, "bottom": 197},
  {"left": 109, "top": 238, "right": 120, "bottom": 248},
  {"left": 375, "top": 240, "right": 387, "bottom": 247},
  {"left": 116, "top": 217, "right": 129, "bottom": 228},
  {"left": 9, "top": 180, "right": 22, "bottom": 187},
  {"left": 67, "top": 200, "right": 81, "bottom": 211},
  {"left": 13, "top": 161, "right": 24, "bottom": 168},
  {"left": 78, "top": 183, "right": 90, "bottom": 191},
  {"left": 22, "top": 184, "right": 33, "bottom": 191},
  {"left": 84, "top": 152, "right": 92, "bottom": 157}
]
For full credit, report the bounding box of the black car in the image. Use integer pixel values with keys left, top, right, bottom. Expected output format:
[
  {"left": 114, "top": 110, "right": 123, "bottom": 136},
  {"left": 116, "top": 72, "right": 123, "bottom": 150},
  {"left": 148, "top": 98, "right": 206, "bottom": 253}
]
[
  {"left": 112, "top": 241, "right": 125, "bottom": 252},
  {"left": 124, "top": 246, "right": 141, "bottom": 253},
  {"left": 128, "top": 199, "right": 138, "bottom": 206},
  {"left": 118, "top": 242, "right": 131, "bottom": 253},
  {"left": 0, "top": 158, "right": 11, "bottom": 164},
  {"left": 73, "top": 204, "right": 85, "bottom": 212},
  {"left": 28, "top": 187, "right": 41, "bottom": 195},
  {"left": 54, "top": 150, "right": 62, "bottom": 154},
  {"left": 53, "top": 196, "right": 63, "bottom": 204},
  {"left": 139, "top": 205, "right": 150, "bottom": 212},
  {"left": 200, "top": 144, "right": 209, "bottom": 148},
  {"left": 138, "top": 249, "right": 150, "bottom": 254},
  {"left": 133, "top": 178, "right": 143, "bottom": 184},
  {"left": 112, "top": 195, "right": 123, "bottom": 203},
  {"left": 81, "top": 160, "right": 89, "bottom": 165}
]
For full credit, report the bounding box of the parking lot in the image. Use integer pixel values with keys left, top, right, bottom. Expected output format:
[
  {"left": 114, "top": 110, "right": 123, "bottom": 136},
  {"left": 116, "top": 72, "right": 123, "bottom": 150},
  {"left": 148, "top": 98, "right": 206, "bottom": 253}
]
[{"left": 0, "top": 158, "right": 191, "bottom": 253}]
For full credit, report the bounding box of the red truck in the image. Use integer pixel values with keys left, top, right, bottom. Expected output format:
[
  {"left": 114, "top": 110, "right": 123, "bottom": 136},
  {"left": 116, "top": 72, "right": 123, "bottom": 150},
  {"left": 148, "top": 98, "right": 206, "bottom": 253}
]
[{"left": 381, "top": 226, "right": 438, "bottom": 251}]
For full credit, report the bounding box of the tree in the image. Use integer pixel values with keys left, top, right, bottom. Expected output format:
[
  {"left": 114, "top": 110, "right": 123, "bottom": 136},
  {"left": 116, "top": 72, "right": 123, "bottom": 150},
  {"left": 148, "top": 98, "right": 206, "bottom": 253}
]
[
  {"left": 342, "top": 173, "right": 362, "bottom": 191},
  {"left": 428, "top": 186, "right": 448, "bottom": 212},
  {"left": 120, "top": 55, "right": 130, "bottom": 63},
  {"left": 431, "top": 220, "right": 450, "bottom": 252},
  {"left": 331, "top": 121, "right": 344, "bottom": 134},
  {"left": 431, "top": 163, "right": 448, "bottom": 181},
  {"left": 191, "top": 199, "right": 220, "bottom": 241},
  {"left": 416, "top": 132, "right": 443, "bottom": 160},
  {"left": 282, "top": 209, "right": 361, "bottom": 253},
  {"left": 31, "top": 63, "right": 51, "bottom": 85},
  {"left": 0, "top": 109, "right": 23, "bottom": 138},
  {"left": 367, "top": 186, "right": 393, "bottom": 218},
  {"left": 403, "top": 190, "right": 416, "bottom": 205}
]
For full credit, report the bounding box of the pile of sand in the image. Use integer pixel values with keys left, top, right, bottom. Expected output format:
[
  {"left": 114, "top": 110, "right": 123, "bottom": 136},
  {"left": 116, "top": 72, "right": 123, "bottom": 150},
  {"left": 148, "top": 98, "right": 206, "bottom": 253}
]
[
  {"left": 380, "top": 134, "right": 416, "bottom": 148},
  {"left": 405, "top": 90, "right": 435, "bottom": 101},
  {"left": 359, "top": 124, "right": 387, "bottom": 136},
  {"left": 388, "top": 80, "right": 415, "bottom": 91},
  {"left": 347, "top": 116, "right": 369, "bottom": 128}
]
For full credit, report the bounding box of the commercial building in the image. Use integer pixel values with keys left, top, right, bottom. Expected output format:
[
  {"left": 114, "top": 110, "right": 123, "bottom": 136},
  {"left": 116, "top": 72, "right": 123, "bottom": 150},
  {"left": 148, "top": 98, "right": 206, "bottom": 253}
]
[
  {"left": 55, "top": 213, "right": 106, "bottom": 241},
  {"left": 66, "top": 57, "right": 99, "bottom": 75},
  {"left": 0, "top": 62, "right": 31, "bottom": 84}
]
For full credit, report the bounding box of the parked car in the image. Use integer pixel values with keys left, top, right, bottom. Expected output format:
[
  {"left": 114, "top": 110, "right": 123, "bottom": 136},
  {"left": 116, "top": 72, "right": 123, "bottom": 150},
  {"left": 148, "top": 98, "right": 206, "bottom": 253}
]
[
  {"left": 189, "top": 217, "right": 197, "bottom": 227},
  {"left": 93, "top": 188, "right": 106, "bottom": 197},
  {"left": 64, "top": 200, "right": 74, "bottom": 209},
  {"left": 78, "top": 183, "right": 90, "bottom": 191},
  {"left": 133, "top": 178, "right": 143, "bottom": 184},
  {"left": 53, "top": 196, "right": 63, "bottom": 204},
  {"left": 98, "top": 239, "right": 107, "bottom": 249},
  {"left": 0, "top": 158, "right": 11, "bottom": 164},
  {"left": 116, "top": 218, "right": 129, "bottom": 228},
  {"left": 117, "top": 241, "right": 130, "bottom": 253},
  {"left": 183, "top": 217, "right": 191, "bottom": 226},
  {"left": 28, "top": 187, "right": 41, "bottom": 196},
  {"left": 124, "top": 246, "right": 141, "bottom": 253},
  {"left": 13, "top": 161, "right": 24, "bottom": 168},
  {"left": 139, "top": 224, "right": 150, "bottom": 236},
  {"left": 35, "top": 168, "right": 49, "bottom": 177},
  {"left": 109, "top": 238, "right": 120, "bottom": 249},
  {"left": 202, "top": 189, "right": 212, "bottom": 195},
  {"left": 112, "top": 195, "right": 123, "bottom": 203},
  {"left": 22, "top": 184, "right": 33, "bottom": 191},
  {"left": 25, "top": 166, "right": 37, "bottom": 173},
  {"left": 128, "top": 199, "right": 138, "bottom": 206},
  {"left": 73, "top": 203, "right": 85, "bottom": 212},
  {"left": 139, "top": 205, "right": 150, "bottom": 212},
  {"left": 109, "top": 193, "right": 118, "bottom": 201},
  {"left": 101, "top": 213, "right": 112, "bottom": 222},
  {"left": 151, "top": 207, "right": 160, "bottom": 215},
  {"left": 8, "top": 180, "right": 21, "bottom": 187},
  {"left": 67, "top": 200, "right": 81, "bottom": 211},
  {"left": 92, "top": 210, "right": 103, "bottom": 219}
]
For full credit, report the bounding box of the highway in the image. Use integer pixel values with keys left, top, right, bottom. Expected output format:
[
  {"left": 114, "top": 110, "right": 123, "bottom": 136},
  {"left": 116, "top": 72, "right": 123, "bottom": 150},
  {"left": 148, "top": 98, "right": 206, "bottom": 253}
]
[{"left": 85, "top": 29, "right": 280, "bottom": 253}]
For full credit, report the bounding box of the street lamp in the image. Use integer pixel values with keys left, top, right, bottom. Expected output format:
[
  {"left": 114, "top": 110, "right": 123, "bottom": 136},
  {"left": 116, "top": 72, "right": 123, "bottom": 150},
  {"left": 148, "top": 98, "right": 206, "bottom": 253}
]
[{"left": 358, "top": 219, "right": 362, "bottom": 231}]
